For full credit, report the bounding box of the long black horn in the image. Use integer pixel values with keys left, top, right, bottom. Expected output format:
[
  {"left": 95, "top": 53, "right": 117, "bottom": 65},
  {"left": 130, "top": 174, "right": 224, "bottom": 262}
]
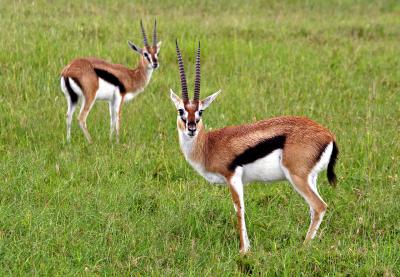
[
  {"left": 140, "top": 19, "right": 149, "bottom": 47},
  {"left": 193, "top": 41, "right": 201, "bottom": 102},
  {"left": 175, "top": 40, "right": 188, "bottom": 102},
  {"left": 153, "top": 19, "right": 157, "bottom": 46}
]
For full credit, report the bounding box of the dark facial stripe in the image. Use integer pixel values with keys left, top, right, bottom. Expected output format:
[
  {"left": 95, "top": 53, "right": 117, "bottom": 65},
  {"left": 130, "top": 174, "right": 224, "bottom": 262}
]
[
  {"left": 228, "top": 135, "right": 286, "bottom": 171},
  {"left": 94, "top": 68, "right": 126, "bottom": 93},
  {"left": 64, "top": 77, "right": 79, "bottom": 104}
]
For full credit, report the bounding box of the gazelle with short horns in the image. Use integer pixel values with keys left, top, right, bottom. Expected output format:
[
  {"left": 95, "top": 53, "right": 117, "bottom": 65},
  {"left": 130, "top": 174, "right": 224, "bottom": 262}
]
[
  {"left": 61, "top": 20, "right": 162, "bottom": 143},
  {"left": 170, "top": 41, "right": 338, "bottom": 253}
]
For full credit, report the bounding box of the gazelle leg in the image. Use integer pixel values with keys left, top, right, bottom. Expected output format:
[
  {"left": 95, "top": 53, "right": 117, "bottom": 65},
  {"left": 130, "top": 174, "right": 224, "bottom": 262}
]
[
  {"left": 66, "top": 98, "right": 77, "bottom": 143},
  {"left": 78, "top": 97, "right": 95, "bottom": 143},
  {"left": 227, "top": 167, "right": 250, "bottom": 253},
  {"left": 284, "top": 169, "right": 327, "bottom": 242},
  {"left": 305, "top": 173, "right": 327, "bottom": 241},
  {"left": 109, "top": 100, "right": 116, "bottom": 141},
  {"left": 113, "top": 95, "right": 123, "bottom": 144}
]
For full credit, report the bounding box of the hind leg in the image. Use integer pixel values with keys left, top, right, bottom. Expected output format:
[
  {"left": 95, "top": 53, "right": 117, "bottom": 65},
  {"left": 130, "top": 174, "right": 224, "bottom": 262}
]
[
  {"left": 78, "top": 96, "right": 95, "bottom": 143},
  {"left": 283, "top": 167, "right": 327, "bottom": 242},
  {"left": 66, "top": 98, "right": 77, "bottom": 143},
  {"left": 305, "top": 173, "right": 327, "bottom": 241}
]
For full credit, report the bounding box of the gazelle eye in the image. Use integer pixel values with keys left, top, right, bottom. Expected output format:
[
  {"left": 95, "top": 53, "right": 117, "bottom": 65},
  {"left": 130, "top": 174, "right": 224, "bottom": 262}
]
[
  {"left": 143, "top": 52, "right": 151, "bottom": 61},
  {"left": 199, "top": 110, "right": 203, "bottom": 116},
  {"left": 178, "top": 109, "right": 184, "bottom": 116}
]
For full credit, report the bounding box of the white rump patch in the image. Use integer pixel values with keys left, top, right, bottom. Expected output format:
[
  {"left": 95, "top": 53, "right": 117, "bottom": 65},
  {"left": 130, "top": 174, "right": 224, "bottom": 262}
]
[
  {"left": 60, "top": 77, "right": 83, "bottom": 98},
  {"left": 60, "top": 77, "right": 67, "bottom": 95},
  {"left": 68, "top": 78, "right": 83, "bottom": 96},
  {"left": 308, "top": 142, "right": 334, "bottom": 195},
  {"left": 311, "top": 142, "right": 333, "bottom": 175}
]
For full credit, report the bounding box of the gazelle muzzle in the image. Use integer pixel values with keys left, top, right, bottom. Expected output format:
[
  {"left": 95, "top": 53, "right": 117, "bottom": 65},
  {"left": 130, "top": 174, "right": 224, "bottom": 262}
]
[{"left": 187, "top": 121, "right": 197, "bottom": 136}]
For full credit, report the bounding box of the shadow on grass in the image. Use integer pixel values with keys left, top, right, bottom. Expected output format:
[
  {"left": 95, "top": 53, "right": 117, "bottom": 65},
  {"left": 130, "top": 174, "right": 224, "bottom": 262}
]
[{"left": 236, "top": 255, "right": 255, "bottom": 275}]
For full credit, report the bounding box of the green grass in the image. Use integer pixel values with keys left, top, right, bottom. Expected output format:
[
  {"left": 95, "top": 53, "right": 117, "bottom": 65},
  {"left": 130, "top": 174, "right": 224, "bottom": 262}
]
[{"left": 1, "top": 0, "right": 399, "bottom": 275}]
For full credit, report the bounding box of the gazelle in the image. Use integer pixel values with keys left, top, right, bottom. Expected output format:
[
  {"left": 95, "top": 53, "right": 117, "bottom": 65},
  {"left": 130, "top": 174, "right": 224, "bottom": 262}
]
[
  {"left": 60, "top": 20, "right": 162, "bottom": 143},
  {"left": 169, "top": 41, "right": 338, "bottom": 253}
]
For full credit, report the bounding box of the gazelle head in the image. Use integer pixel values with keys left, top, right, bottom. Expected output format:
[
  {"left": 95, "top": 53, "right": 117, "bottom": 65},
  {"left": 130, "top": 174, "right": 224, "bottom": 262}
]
[
  {"left": 128, "top": 20, "right": 162, "bottom": 70},
  {"left": 170, "top": 40, "right": 221, "bottom": 138}
]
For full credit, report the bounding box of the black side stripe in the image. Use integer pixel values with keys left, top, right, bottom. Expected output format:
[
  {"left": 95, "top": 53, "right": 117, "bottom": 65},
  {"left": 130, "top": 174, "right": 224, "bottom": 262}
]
[
  {"left": 228, "top": 135, "right": 286, "bottom": 171},
  {"left": 94, "top": 68, "right": 126, "bottom": 93},
  {"left": 64, "top": 77, "right": 79, "bottom": 104}
]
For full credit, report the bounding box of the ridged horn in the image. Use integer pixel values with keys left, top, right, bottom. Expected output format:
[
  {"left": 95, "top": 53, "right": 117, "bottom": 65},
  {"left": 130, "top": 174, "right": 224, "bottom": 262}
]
[
  {"left": 193, "top": 41, "right": 201, "bottom": 102},
  {"left": 175, "top": 40, "right": 188, "bottom": 102},
  {"left": 153, "top": 19, "right": 157, "bottom": 46},
  {"left": 140, "top": 19, "right": 149, "bottom": 47}
]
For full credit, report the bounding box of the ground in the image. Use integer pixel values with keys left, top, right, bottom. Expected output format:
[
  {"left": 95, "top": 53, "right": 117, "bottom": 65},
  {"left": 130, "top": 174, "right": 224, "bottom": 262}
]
[{"left": 0, "top": 0, "right": 399, "bottom": 275}]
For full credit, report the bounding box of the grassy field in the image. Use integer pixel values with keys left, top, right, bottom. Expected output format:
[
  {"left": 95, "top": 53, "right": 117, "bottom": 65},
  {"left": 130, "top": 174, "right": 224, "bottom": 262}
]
[{"left": 1, "top": 0, "right": 399, "bottom": 275}]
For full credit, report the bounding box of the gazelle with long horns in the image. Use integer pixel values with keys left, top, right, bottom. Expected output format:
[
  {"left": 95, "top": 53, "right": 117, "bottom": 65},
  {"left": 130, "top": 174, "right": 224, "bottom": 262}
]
[
  {"left": 170, "top": 41, "right": 338, "bottom": 253},
  {"left": 60, "top": 20, "right": 162, "bottom": 143}
]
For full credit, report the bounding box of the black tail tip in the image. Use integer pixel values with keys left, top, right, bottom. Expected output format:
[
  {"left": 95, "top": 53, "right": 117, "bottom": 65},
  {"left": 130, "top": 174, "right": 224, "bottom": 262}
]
[
  {"left": 327, "top": 171, "right": 337, "bottom": 186},
  {"left": 327, "top": 142, "right": 339, "bottom": 186}
]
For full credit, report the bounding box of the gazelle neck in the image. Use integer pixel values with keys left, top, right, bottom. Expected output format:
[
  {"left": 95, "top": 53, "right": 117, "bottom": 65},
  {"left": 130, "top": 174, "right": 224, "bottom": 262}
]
[
  {"left": 129, "top": 57, "right": 153, "bottom": 88},
  {"left": 139, "top": 56, "right": 154, "bottom": 85},
  {"left": 178, "top": 122, "right": 206, "bottom": 165},
  {"left": 177, "top": 122, "right": 226, "bottom": 184}
]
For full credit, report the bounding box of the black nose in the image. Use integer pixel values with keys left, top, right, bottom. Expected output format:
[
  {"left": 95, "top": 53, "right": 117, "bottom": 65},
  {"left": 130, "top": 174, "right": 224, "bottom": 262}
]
[
  {"left": 188, "top": 122, "right": 196, "bottom": 132},
  {"left": 153, "top": 63, "right": 158, "bottom": 69}
]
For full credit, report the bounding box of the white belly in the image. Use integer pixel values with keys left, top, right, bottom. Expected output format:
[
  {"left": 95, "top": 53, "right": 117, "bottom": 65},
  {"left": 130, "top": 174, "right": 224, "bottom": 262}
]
[
  {"left": 242, "top": 149, "right": 285, "bottom": 183},
  {"left": 95, "top": 78, "right": 118, "bottom": 101},
  {"left": 124, "top": 89, "right": 143, "bottom": 102}
]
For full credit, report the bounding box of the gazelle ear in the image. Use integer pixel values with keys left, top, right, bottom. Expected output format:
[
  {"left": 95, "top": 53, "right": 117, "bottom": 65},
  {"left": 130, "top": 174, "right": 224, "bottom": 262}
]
[
  {"left": 128, "top": 41, "right": 142, "bottom": 55},
  {"left": 170, "top": 89, "right": 182, "bottom": 109},
  {"left": 201, "top": 90, "right": 221, "bottom": 110},
  {"left": 156, "top": 41, "right": 162, "bottom": 54}
]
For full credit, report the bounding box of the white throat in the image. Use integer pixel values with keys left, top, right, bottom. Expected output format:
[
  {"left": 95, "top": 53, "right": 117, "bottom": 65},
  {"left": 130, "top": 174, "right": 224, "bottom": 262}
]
[
  {"left": 177, "top": 127, "right": 225, "bottom": 184},
  {"left": 145, "top": 67, "right": 154, "bottom": 85},
  {"left": 178, "top": 128, "right": 196, "bottom": 161}
]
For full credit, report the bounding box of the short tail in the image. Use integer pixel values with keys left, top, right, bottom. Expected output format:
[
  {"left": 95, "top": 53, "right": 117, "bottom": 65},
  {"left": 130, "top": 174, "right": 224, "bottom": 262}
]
[
  {"left": 64, "top": 77, "right": 79, "bottom": 104},
  {"left": 327, "top": 141, "right": 339, "bottom": 186}
]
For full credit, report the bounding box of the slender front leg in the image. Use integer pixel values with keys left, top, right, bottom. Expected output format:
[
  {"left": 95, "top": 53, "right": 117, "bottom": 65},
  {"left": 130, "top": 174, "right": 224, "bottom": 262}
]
[
  {"left": 227, "top": 167, "right": 250, "bottom": 253},
  {"left": 109, "top": 100, "right": 116, "bottom": 141},
  {"left": 114, "top": 95, "right": 123, "bottom": 144}
]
